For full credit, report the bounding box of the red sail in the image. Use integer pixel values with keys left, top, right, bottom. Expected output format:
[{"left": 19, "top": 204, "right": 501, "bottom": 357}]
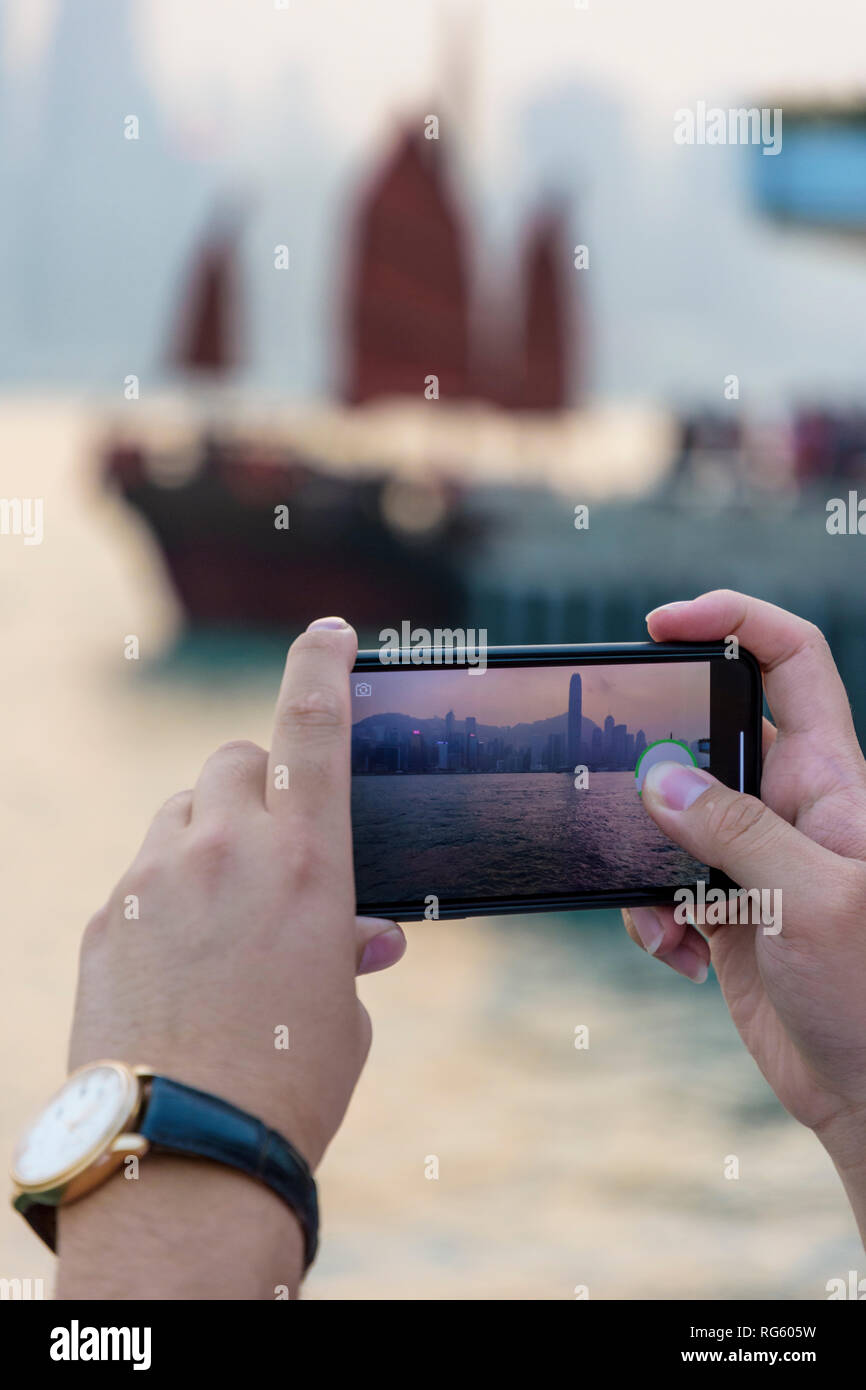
[
  {"left": 169, "top": 224, "right": 241, "bottom": 376},
  {"left": 519, "top": 209, "right": 573, "bottom": 411},
  {"left": 344, "top": 125, "right": 471, "bottom": 404}
]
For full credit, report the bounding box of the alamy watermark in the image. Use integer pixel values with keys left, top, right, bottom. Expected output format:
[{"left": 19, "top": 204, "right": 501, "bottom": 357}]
[
  {"left": 378, "top": 622, "right": 488, "bottom": 674},
  {"left": 50, "top": 1321, "right": 151, "bottom": 1370},
  {"left": 674, "top": 102, "right": 782, "bottom": 156},
  {"left": 826, "top": 1270, "right": 866, "bottom": 1299},
  {"left": 0, "top": 497, "right": 43, "bottom": 545},
  {"left": 674, "top": 881, "right": 782, "bottom": 935},
  {"left": 0, "top": 1276, "right": 45, "bottom": 1299},
  {"left": 826, "top": 492, "right": 866, "bottom": 534}
]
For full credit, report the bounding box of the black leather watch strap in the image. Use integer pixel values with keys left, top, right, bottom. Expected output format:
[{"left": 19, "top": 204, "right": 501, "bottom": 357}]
[
  {"left": 139, "top": 1076, "right": 319, "bottom": 1268},
  {"left": 14, "top": 1074, "right": 319, "bottom": 1270},
  {"left": 13, "top": 1195, "right": 58, "bottom": 1250}
]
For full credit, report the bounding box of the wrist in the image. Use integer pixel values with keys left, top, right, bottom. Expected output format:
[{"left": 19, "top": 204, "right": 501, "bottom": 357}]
[
  {"left": 56, "top": 1152, "right": 305, "bottom": 1300},
  {"left": 814, "top": 1104, "right": 866, "bottom": 1177},
  {"left": 16, "top": 1058, "right": 319, "bottom": 1291},
  {"left": 814, "top": 1106, "right": 866, "bottom": 1245}
]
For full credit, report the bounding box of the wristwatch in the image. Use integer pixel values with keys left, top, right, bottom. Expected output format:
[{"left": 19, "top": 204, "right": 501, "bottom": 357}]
[{"left": 10, "top": 1059, "right": 319, "bottom": 1268}]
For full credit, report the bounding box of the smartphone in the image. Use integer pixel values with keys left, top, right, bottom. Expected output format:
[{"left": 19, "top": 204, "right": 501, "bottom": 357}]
[{"left": 350, "top": 642, "right": 762, "bottom": 920}]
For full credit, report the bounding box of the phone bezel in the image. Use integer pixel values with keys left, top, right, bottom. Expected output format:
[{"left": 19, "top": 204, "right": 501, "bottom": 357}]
[{"left": 351, "top": 641, "right": 763, "bottom": 920}]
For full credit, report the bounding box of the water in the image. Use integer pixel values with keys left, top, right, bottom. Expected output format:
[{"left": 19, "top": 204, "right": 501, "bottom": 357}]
[{"left": 353, "top": 771, "right": 706, "bottom": 902}]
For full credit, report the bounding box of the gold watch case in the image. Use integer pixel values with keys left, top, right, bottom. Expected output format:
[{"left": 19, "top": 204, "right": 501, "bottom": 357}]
[{"left": 10, "top": 1059, "right": 155, "bottom": 1206}]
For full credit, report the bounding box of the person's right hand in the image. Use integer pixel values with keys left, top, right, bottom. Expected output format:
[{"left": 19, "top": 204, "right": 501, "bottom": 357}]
[
  {"left": 67, "top": 616, "right": 403, "bottom": 1174},
  {"left": 621, "top": 591, "right": 866, "bottom": 1217},
  {"left": 57, "top": 616, "right": 405, "bottom": 1299}
]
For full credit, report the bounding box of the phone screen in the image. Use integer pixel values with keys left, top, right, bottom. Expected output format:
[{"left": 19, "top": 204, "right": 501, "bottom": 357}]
[{"left": 350, "top": 646, "right": 761, "bottom": 919}]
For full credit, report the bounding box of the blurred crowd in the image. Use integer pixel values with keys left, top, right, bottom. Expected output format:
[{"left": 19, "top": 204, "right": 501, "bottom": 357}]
[{"left": 666, "top": 408, "right": 866, "bottom": 501}]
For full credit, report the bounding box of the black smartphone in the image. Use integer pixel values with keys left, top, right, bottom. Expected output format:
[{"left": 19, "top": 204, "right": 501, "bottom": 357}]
[{"left": 350, "top": 642, "right": 763, "bottom": 920}]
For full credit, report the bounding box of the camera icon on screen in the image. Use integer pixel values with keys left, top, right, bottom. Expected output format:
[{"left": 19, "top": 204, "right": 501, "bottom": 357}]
[{"left": 354, "top": 681, "right": 372, "bottom": 697}]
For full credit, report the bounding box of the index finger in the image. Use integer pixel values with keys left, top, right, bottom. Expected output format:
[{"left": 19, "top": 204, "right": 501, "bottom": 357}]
[
  {"left": 646, "top": 589, "right": 857, "bottom": 745},
  {"left": 266, "top": 618, "right": 357, "bottom": 835}
]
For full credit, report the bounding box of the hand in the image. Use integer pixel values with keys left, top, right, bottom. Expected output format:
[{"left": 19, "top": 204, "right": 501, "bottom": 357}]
[
  {"left": 622, "top": 591, "right": 866, "bottom": 1205},
  {"left": 67, "top": 616, "right": 405, "bottom": 1172}
]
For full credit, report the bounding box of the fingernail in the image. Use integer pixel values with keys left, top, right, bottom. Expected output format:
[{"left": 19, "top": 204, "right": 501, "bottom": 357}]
[
  {"left": 359, "top": 927, "right": 405, "bottom": 974},
  {"left": 307, "top": 616, "right": 349, "bottom": 631},
  {"left": 686, "top": 956, "right": 709, "bottom": 984},
  {"left": 643, "top": 761, "right": 714, "bottom": 811},
  {"left": 645, "top": 600, "right": 692, "bottom": 620},
  {"left": 663, "top": 943, "right": 709, "bottom": 984},
  {"left": 629, "top": 906, "right": 664, "bottom": 955}
]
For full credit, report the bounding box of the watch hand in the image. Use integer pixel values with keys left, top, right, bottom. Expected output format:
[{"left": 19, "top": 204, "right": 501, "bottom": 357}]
[{"left": 67, "top": 1105, "right": 99, "bottom": 1130}]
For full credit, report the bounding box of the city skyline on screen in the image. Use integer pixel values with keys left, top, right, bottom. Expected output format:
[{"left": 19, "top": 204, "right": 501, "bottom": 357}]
[{"left": 352, "top": 662, "right": 709, "bottom": 747}]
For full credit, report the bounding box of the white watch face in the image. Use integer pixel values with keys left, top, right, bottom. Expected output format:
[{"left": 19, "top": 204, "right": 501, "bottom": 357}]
[{"left": 12, "top": 1062, "right": 138, "bottom": 1190}]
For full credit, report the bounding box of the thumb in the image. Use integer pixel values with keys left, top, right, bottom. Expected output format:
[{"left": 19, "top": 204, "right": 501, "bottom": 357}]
[
  {"left": 354, "top": 917, "right": 406, "bottom": 976},
  {"left": 641, "top": 760, "right": 846, "bottom": 933}
]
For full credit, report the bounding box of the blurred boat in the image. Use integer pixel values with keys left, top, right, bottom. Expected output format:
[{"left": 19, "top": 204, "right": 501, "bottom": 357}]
[
  {"left": 102, "top": 121, "right": 580, "bottom": 632},
  {"left": 104, "top": 429, "right": 479, "bottom": 629},
  {"left": 101, "top": 171, "right": 485, "bottom": 631}
]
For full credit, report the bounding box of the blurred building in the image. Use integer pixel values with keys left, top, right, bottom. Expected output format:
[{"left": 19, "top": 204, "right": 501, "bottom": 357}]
[{"left": 751, "top": 100, "right": 866, "bottom": 234}]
